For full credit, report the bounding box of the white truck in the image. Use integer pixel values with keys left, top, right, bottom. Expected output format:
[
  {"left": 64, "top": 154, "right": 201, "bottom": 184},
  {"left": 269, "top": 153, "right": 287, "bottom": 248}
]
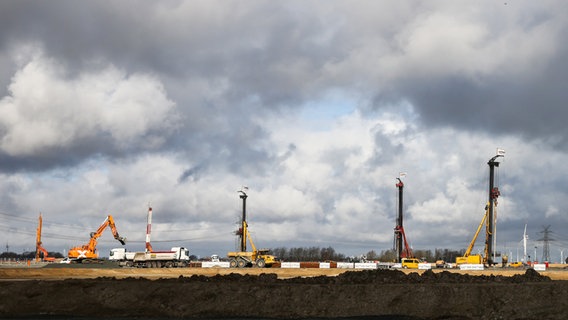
[{"left": 109, "top": 247, "right": 190, "bottom": 268}]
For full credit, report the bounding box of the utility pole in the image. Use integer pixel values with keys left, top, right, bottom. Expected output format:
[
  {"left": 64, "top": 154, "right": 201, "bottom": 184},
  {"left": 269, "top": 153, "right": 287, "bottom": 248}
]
[{"left": 486, "top": 149, "right": 504, "bottom": 265}]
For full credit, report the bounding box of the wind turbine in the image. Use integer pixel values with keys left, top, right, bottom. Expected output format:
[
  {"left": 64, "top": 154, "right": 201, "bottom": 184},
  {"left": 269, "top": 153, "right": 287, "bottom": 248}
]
[{"left": 522, "top": 224, "right": 528, "bottom": 263}]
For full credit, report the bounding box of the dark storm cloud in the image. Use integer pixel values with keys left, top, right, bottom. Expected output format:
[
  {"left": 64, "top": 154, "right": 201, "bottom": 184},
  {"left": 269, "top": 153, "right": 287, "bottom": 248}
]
[
  {"left": 3, "top": 1, "right": 567, "bottom": 147},
  {"left": 1, "top": 1, "right": 337, "bottom": 99},
  {"left": 366, "top": 3, "right": 568, "bottom": 147},
  {"left": 397, "top": 57, "right": 568, "bottom": 146}
]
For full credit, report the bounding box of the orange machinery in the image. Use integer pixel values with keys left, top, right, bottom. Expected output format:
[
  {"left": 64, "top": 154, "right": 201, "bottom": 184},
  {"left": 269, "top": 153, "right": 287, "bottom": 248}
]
[{"left": 68, "top": 215, "right": 126, "bottom": 261}]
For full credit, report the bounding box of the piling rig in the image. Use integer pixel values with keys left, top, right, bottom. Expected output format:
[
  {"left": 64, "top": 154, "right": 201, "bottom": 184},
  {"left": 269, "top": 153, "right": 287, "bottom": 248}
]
[
  {"left": 394, "top": 177, "right": 413, "bottom": 262},
  {"left": 227, "top": 189, "right": 277, "bottom": 268}
]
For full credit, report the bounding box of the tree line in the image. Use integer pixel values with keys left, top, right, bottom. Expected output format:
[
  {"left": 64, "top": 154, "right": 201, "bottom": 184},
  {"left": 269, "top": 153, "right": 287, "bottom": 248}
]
[
  {"left": 271, "top": 246, "right": 347, "bottom": 262},
  {"left": 269, "top": 246, "right": 467, "bottom": 262},
  {"left": 0, "top": 251, "right": 64, "bottom": 260}
]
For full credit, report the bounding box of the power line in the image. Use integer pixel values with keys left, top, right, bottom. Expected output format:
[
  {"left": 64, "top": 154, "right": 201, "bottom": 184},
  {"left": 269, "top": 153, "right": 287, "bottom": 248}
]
[{"left": 537, "top": 225, "right": 553, "bottom": 262}]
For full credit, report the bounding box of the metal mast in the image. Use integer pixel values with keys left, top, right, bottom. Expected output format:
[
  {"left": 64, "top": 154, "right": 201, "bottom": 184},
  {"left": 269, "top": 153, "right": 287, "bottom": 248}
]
[
  {"left": 486, "top": 150, "right": 504, "bottom": 265},
  {"left": 394, "top": 176, "right": 413, "bottom": 262},
  {"left": 395, "top": 178, "right": 404, "bottom": 262},
  {"left": 538, "top": 225, "right": 553, "bottom": 262},
  {"left": 238, "top": 189, "right": 248, "bottom": 252}
]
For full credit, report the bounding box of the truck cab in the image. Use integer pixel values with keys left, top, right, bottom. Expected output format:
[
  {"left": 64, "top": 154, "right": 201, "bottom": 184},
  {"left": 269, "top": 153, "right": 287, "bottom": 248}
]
[{"left": 171, "top": 247, "right": 190, "bottom": 261}]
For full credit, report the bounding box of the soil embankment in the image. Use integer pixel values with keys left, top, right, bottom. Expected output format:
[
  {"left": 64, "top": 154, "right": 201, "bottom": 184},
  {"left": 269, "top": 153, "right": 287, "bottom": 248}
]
[{"left": 1, "top": 268, "right": 567, "bottom": 319}]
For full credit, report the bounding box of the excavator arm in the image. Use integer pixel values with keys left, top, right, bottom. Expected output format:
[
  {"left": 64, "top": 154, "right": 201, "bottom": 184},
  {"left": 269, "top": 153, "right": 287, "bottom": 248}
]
[
  {"left": 69, "top": 215, "right": 126, "bottom": 260},
  {"left": 87, "top": 215, "right": 126, "bottom": 252}
]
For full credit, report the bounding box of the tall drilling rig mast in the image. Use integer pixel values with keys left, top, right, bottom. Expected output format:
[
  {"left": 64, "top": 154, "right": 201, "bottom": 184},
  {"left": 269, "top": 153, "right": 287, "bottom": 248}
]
[
  {"left": 238, "top": 188, "right": 248, "bottom": 252},
  {"left": 485, "top": 149, "right": 504, "bottom": 265},
  {"left": 394, "top": 176, "right": 413, "bottom": 262}
]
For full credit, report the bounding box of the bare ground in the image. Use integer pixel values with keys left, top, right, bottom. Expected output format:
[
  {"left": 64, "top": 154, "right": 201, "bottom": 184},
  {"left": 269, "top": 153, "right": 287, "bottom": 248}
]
[{"left": 1, "top": 266, "right": 567, "bottom": 319}]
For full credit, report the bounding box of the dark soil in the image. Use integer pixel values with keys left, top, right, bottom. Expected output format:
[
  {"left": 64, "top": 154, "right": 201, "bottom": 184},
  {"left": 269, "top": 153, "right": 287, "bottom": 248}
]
[{"left": 1, "top": 269, "right": 566, "bottom": 319}]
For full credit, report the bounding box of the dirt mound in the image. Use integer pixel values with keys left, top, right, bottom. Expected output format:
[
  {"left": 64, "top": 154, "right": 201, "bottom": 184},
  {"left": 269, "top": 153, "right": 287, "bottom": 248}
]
[
  {"left": 0, "top": 269, "right": 565, "bottom": 319},
  {"left": 172, "top": 268, "right": 551, "bottom": 285}
]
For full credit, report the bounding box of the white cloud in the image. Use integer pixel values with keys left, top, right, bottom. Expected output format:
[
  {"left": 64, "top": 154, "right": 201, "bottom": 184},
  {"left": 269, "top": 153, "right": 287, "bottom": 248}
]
[{"left": 0, "top": 53, "right": 177, "bottom": 156}]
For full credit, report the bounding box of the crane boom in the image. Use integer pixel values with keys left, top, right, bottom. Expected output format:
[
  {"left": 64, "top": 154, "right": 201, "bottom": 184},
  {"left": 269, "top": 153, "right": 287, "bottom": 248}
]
[
  {"left": 456, "top": 203, "right": 489, "bottom": 265},
  {"left": 464, "top": 204, "right": 488, "bottom": 257}
]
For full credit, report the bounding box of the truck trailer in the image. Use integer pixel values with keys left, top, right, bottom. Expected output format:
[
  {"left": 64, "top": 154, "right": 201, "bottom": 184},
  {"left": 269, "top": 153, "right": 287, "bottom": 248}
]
[{"left": 110, "top": 247, "right": 190, "bottom": 268}]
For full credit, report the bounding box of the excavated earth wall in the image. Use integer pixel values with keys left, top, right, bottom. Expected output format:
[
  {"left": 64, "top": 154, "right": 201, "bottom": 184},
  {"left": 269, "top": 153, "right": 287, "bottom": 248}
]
[{"left": 1, "top": 269, "right": 567, "bottom": 319}]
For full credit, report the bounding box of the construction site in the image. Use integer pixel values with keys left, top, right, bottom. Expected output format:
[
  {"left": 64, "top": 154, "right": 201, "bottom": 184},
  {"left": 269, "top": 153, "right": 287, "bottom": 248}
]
[
  {"left": 1, "top": 151, "right": 568, "bottom": 319},
  {"left": 22, "top": 150, "right": 541, "bottom": 270}
]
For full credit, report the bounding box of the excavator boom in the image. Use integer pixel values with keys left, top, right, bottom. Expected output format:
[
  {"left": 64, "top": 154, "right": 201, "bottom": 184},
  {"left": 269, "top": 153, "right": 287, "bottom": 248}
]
[
  {"left": 87, "top": 215, "right": 126, "bottom": 251},
  {"left": 68, "top": 215, "right": 126, "bottom": 260}
]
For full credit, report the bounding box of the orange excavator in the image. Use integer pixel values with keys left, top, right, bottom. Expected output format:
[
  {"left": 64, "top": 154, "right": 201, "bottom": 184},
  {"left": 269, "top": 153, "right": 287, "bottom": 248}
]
[
  {"left": 68, "top": 215, "right": 126, "bottom": 261},
  {"left": 35, "top": 213, "right": 55, "bottom": 262}
]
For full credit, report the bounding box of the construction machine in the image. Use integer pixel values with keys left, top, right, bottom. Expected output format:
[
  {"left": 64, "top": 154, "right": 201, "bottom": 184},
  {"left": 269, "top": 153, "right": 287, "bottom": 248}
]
[
  {"left": 68, "top": 215, "right": 126, "bottom": 261},
  {"left": 456, "top": 150, "right": 504, "bottom": 266},
  {"left": 455, "top": 204, "right": 487, "bottom": 265},
  {"left": 227, "top": 189, "right": 277, "bottom": 268},
  {"left": 394, "top": 177, "right": 414, "bottom": 262},
  {"left": 35, "top": 213, "right": 55, "bottom": 262},
  {"left": 228, "top": 220, "right": 277, "bottom": 268}
]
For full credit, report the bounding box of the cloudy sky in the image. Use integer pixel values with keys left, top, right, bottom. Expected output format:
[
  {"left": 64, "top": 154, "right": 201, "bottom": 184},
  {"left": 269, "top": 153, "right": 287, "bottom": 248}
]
[{"left": 1, "top": 0, "right": 567, "bottom": 262}]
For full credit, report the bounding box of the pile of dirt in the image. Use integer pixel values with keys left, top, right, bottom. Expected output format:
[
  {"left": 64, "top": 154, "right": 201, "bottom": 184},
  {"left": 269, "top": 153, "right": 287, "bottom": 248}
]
[{"left": 1, "top": 269, "right": 566, "bottom": 319}]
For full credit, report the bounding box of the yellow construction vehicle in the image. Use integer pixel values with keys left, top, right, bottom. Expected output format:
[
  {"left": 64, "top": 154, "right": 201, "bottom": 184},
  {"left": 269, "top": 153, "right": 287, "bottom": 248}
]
[
  {"left": 228, "top": 220, "right": 277, "bottom": 268},
  {"left": 227, "top": 190, "right": 277, "bottom": 268},
  {"left": 455, "top": 204, "right": 488, "bottom": 265},
  {"left": 457, "top": 151, "right": 504, "bottom": 266},
  {"left": 68, "top": 215, "right": 126, "bottom": 261}
]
